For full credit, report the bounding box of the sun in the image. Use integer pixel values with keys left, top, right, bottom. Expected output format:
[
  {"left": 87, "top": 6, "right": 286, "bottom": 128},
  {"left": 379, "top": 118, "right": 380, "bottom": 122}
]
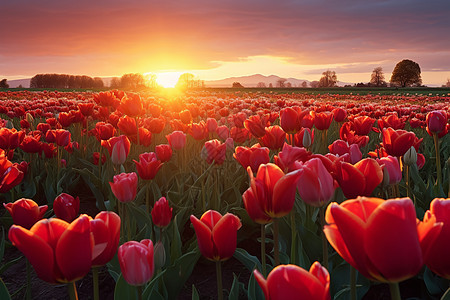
[{"left": 153, "top": 71, "right": 184, "bottom": 88}]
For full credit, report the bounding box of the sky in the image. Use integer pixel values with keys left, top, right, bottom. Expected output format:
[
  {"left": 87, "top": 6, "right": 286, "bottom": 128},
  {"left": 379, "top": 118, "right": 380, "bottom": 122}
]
[{"left": 1, "top": 0, "right": 450, "bottom": 86}]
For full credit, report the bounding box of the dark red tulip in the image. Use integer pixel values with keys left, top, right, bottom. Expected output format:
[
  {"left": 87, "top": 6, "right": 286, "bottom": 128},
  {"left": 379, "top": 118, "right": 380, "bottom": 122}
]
[
  {"left": 53, "top": 193, "right": 80, "bottom": 223},
  {"left": 151, "top": 197, "right": 173, "bottom": 228},
  {"left": 133, "top": 152, "right": 163, "bottom": 180},
  {"left": 4, "top": 198, "right": 48, "bottom": 229}
]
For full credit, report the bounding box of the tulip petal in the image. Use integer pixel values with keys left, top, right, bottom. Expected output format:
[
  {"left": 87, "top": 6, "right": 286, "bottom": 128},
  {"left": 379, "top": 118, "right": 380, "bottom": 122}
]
[
  {"left": 190, "top": 215, "right": 214, "bottom": 260},
  {"left": 9, "top": 225, "right": 57, "bottom": 283},
  {"left": 355, "top": 158, "right": 383, "bottom": 196},
  {"left": 92, "top": 211, "right": 121, "bottom": 266},
  {"left": 336, "top": 162, "right": 366, "bottom": 199},
  {"left": 56, "top": 215, "right": 92, "bottom": 282},
  {"left": 271, "top": 169, "right": 302, "bottom": 218},
  {"left": 266, "top": 265, "right": 328, "bottom": 300},
  {"left": 365, "top": 198, "right": 423, "bottom": 282},
  {"left": 212, "top": 213, "right": 241, "bottom": 260},
  {"left": 90, "top": 219, "right": 109, "bottom": 263},
  {"left": 253, "top": 269, "right": 269, "bottom": 299},
  {"left": 242, "top": 188, "right": 272, "bottom": 224},
  {"left": 199, "top": 210, "right": 222, "bottom": 231}
]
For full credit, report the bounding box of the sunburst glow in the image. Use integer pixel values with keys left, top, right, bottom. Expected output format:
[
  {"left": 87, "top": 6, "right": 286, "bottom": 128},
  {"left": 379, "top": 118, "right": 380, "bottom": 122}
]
[{"left": 153, "top": 71, "right": 184, "bottom": 88}]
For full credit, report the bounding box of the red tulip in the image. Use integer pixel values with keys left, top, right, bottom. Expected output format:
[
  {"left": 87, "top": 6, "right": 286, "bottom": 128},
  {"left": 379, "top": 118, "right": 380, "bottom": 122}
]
[
  {"left": 339, "top": 122, "right": 369, "bottom": 148},
  {"left": 426, "top": 110, "right": 448, "bottom": 137},
  {"left": 4, "top": 198, "right": 48, "bottom": 229},
  {"left": 280, "top": 107, "right": 300, "bottom": 134},
  {"left": 118, "top": 239, "right": 154, "bottom": 286},
  {"left": 419, "top": 198, "right": 450, "bottom": 279},
  {"left": 90, "top": 211, "right": 121, "bottom": 267},
  {"left": 19, "top": 134, "right": 42, "bottom": 153},
  {"left": 258, "top": 125, "right": 286, "bottom": 150},
  {"left": 233, "top": 145, "right": 270, "bottom": 174},
  {"left": 155, "top": 144, "right": 172, "bottom": 162},
  {"left": 0, "top": 127, "right": 25, "bottom": 150},
  {"left": 78, "top": 102, "right": 95, "bottom": 116},
  {"left": 243, "top": 163, "right": 302, "bottom": 221},
  {"left": 328, "top": 140, "right": 362, "bottom": 164},
  {"left": 254, "top": 262, "right": 330, "bottom": 300},
  {"left": 190, "top": 121, "right": 208, "bottom": 140},
  {"left": 244, "top": 115, "right": 267, "bottom": 138},
  {"left": 0, "top": 149, "right": 24, "bottom": 193},
  {"left": 314, "top": 111, "right": 333, "bottom": 131},
  {"left": 8, "top": 215, "right": 92, "bottom": 283},
  {"left": 110, "top": 172, "right": 138, "bottom": 203},
  {"left": 94, "top": 122, "right": 116, "bottom": 141},
  {"left": 92, "top": 152, "right": 107, "bottom": 165},
  {"left": 202, "top": 139, "right": 226, "bottom": 165},
  {"left": 117, "top": 115, "right": 138, "bottom": 136},
  {"left": 230, "top": 126, "right": 249, "bottom": 143},
  {"left": 382, "top": 127, "right": 422, "bottom": 157},
  {"left": 295, "top": 158, "right": 336, "bottom": 207},
  {"left": 206, "top": 118, "right": 218, "bottom": 133},
  {"left": 351, "top": 116, "right": 375, "bottom": 135},
  {"left": 273, "top": 143, "right": 311, "bottom": 173},
  {"left": 166, "top": 131, "right": 186, "bottom": 150},
  {"left": 54, "top": 129, "right": 71, "bottom": 147},
  {"left": 53, "top": 193, "right": 80, "bottom": 222},
  {"left": 117, "top": 93, "right": 143, "bottom": 117},
  {"left": 190, "top": 210, "right": 241, "bottom": 261},
  {"left": 151, "top": 197, "right": 173, "bottom": 228},
  {"left": 332, "top": 108, "right": 347, "bottom": 123},
  {"left": 324, "top": 197, "right": 441, "bottom": 283},
  {"left": 335, "top": 158, "right": 383, "bottom": 199},
  {"left": 179, "top": 109, "right": 193, "bottom": 124},
  {"left": 133, "top": 152, "right": 163, "bottom": 180},
  {"left": 286, "top": 128, "right": 314, "bottom": 148}
]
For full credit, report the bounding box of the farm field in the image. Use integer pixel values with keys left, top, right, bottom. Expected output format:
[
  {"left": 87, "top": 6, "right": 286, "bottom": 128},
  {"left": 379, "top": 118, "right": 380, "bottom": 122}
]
[{"left": 0, "top": 88, "right": 450, "bottom": 300}]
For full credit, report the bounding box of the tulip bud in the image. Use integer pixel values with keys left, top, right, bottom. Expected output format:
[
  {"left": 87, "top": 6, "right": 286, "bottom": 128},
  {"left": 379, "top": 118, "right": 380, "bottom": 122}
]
[
  {"left": 302, "top": 128, "right": 312, "bottom": 148},
  {"left": 403, "top": 146, "right": 417, "bottom": 166},
  {"left": 382, "top": 166, "right": 390, "bottom": 187},
  {"left": 153, "top": 241, "right": 166, "bottom": 270},
  {"left": 53, "top": 193, "right": 80, "bottom": 222},
  {"left": 26, "top": 113, "right": 34, "bottom": 125}
]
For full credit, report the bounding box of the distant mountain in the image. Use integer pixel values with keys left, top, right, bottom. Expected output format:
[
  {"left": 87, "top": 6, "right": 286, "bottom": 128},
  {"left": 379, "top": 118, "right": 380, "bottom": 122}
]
[
  {"left": 7, "top": 78, "right": 31, "bottom": 88},
  {"left": 204, "top": 74, "right": 311, "bottom": 88}
]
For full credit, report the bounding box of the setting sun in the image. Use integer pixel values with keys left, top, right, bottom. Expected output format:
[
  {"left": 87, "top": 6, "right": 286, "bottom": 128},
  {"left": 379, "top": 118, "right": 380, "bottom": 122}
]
[{"left": 152, "top": 71, "right": 184, "bottom": 88}]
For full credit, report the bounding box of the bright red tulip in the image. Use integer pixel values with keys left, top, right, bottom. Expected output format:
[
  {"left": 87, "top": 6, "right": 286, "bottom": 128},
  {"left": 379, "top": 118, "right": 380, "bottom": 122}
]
[
  {"left": 280, "top": 107, "right": 300, "bottom": 134},
  {"left": 19, "top": 134, "right": 42, "bottom": 153},
  {"left": 258, "top": 125, "right": 286, "bottom": 150},
  {"left": 233, "top": 145, "right": 270, "bottom": 174},
  {"left": 335, "top": 158, "right": 383, "bottom": 199},
  {"left": 314, "top": 111, "right": 333, "bottom": 131},
  {"left": 166, "top": 130, "right": 186, "bottom": 150},
  {"left": 179, "top": 109, "right": 193, "bottom": 124},
  {"left": 117, "top": 115, "right": 138, "bottom": 136},
  {"left": 54, "top": 129, "right": 71, "bottom": 147},
  {"left": 90, "top": 211, "right": 121, "bottom": 267},
  {"left": 254, "top": 262, "right": 330, "bottom": 300},
  {"left": 94, "top": 122, "right": 116, "bottom": 141},
  {"left": 243, "top": 163, "right": 302, "bottom": 221},
  {"left": 382, "top": 127, "right": 422, "bottom": 157},
  {"left": 426, "top": 110, "right": 448, "bottom": 137},
  {"left": 202, "top": 139, "right": 226, "bottom": 165},
  {"left": 0, "top": 127, "right": 25, "bottom": 150},
  {"left": 190, "top": 121, "right": 208, "bottom": 140},
  {"left": 332, "top": 108, "right": 347, "bottom": 123},
  {"left": 8, "top": 215, "right": 92, "bottom": 283},
  {"left": 151, "top": 197, "right": 173, "bottom": 228},
  {"left": 351, "top": 116, "right": 375, "bottom": 135},
  {"left": 4, "top": 198, "right": 48, "bottom": 229},
  {"left": 133, "top": 152, "right": 163, "bottom": 180},
  {"left": 109, "top": 172, "right": 138, "bottom": 203},
  {"left": 155, "top": 144, "right": 173, "bottom": 162},
  {"left": 0, "top": 149, "right": 24, "bottom": 193},
  {"left": 328, "top": 140, "right": 362, "bottom": 164},
  {"left": 420, "top": 198, "right": 450, "bottom": 279},
  {"left": 295, "top": 158, "right": 336, "bottom": 207},
  {"left": 244, "top": 115, "right": 267, "bottom": 138},
  {"left": 53, "top": 193, "right": 80, "bottom": 223},
  {"left": 118, "top": 239, "right": 154, "bottom": 286},
  {"left": 117, "top": 93, "right": 143, "bottom": 117},
  {"left": 273, "top": 143, "right": 311, "bottom": 173},
  {"left": 324, "top": 197, "right": 441, "bottom": 283},
  {"left": 190, "top": 210, "right": 241, "bottom": 261}
]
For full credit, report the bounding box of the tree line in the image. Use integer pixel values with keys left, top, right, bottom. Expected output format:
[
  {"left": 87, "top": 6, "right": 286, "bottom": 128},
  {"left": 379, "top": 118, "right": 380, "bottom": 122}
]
[{"left": 29, "top": 74, "right": 105, "bottom": 89}]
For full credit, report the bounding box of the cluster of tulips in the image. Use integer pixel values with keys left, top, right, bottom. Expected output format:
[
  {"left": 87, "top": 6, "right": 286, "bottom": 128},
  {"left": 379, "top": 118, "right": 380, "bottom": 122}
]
[{"left": 0, "top": 89, "right": 449, "bottom": 299}]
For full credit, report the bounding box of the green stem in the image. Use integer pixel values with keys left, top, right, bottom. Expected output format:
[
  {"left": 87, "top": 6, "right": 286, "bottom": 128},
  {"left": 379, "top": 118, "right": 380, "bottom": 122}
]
[
  {"left": 126, "top": 203, "right": 131, "bottom": 241},
  {"left": 350, "top": 266, "right": 356, "bottom": 300},
  {"left": 405, "top": 165, "right": 412, "bottom": 202},
  {"left": 98, "top": 145, "right": 103, "bottom": 179},
  {"left": 433, "top": 133, "right": 442, "bottom": 189},
  {"left": 68, "top": 281, "right": 79, "bottom": 300},
  {"left": 92, "top": 267, "right": 99, "bottom": 300},
  {"left": 146, "top": 181, "right": 151, "bottom": 213},
  {"left": 26, "top": 259, "right": 31, "bottom": 300},
  {"left": 389, "top": 282, "right": 401, "bottom": 300},
  {"left": 320, "top": 206, "right": 328, "bottom": 270},
  {"left": 137, "top": 285, "right": 143, "bottom": 300},
  {"left": 290, "top": 211, "right": 296, "bottom": 265},
  {"left": 261, "top": 224, "right": 266, "bottom": 277},
  {"left": 135, "top": 116, "right": 140, "bottom": 148},
  {"left": 273, "top": 218, "right": 280, "bottom": 266},
  {"left": 216, "top": 261, "right": 223, "bottom": 300}
]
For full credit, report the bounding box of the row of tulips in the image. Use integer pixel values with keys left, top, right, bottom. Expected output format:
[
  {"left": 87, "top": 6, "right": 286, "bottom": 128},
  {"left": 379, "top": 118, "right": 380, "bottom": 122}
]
[{"left": 0, "top": 89, "right": 449, "bottom": 299}]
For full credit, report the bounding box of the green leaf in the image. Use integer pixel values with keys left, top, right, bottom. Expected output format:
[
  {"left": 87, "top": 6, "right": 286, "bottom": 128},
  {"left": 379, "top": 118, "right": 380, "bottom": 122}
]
[
  {"left": 191, "top": 285, "right": 200, "bottom": 300},
  {"left": 247, "top": 272, "right": 265, "bottom": 300},
  {"left": 0, "top": 228, "right": 5, "bottom": 263},
  {"left": 114, "top": 274, "right": 138, "bottom": 300},
  {"left": 228, "top": 274, "right": 243, "bottom": 300},
  {"left": 0, "top": 278, "right": 11, "bottom": 300},
  {"left": 233, "top": 248, "right": 261, "bottom": 273},
  {"left": 145, "top": 288, "right": 164, "bottom": 300},
  {"left": 170, "top": 213, "right": 182, "bottom": 262},
  {"left": 441, "top": 287, "right": 450, "bottom": 300},
  {"left": 424, "top": 266, "right": 448, "bottom": 296}
]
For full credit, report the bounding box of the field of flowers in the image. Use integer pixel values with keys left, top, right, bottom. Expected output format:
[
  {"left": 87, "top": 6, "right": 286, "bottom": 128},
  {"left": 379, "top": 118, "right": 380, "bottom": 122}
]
[{"left": 0, "top": 89, "right": 450, "bottom": 300}]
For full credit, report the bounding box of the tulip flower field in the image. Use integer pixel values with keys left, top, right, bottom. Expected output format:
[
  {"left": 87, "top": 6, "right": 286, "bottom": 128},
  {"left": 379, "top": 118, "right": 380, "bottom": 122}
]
[{"left": 1, "top": 89, "right": 450, "bottom": 299}]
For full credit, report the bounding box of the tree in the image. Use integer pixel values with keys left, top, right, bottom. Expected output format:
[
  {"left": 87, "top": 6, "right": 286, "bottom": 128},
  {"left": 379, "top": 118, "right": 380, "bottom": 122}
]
[
  {"left": 370, "top": 67, "right": 387, "bottom": 87},
  {"left": 286, "top": 82, "right": 292, "bottom": 88},
  {"left": 232, "top": 82, "right": 244, "bottom": 88},
  {"left": 390, "top": 59, "right": 422, "bottom": 87},
  {"left": 301, "top": 81, "right": 308, "bottom": 88},
  {"left": 0, "top": 79, "right": 9, "bottom": 88},
  {"left": 176, "top": 73, "right": 195, "bottom": 89},
  {"left": 110, "top": 77, "right": 121, "bottom": 88},
  {"left": 120, "top": 73, "right": 146, "bottom": 90},
  {"left": 310, "top": 81, "right": 319, "bottom": 88},
  {"left": 319, "top": 70, "right": 337, "bottom": 87},
  {"left": 443, "top": 79, "right": 450, "bottom": 88},
  {"left": 276, "top": 78, "right": 287, "bottom": 88},
  {"left": 257, "top": 82, "right": 266, "bottom": 88},
  {"left": 268, "top": 83, "right": 273, "bottom": 88}
]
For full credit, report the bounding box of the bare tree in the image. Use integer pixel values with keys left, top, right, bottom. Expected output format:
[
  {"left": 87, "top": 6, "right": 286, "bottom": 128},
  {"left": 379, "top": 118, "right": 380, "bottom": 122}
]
[
  {"left": 370, "top": 67, "right": 386, "bottom": 87},
  {"left": 301, "top": 81, "right": 308, "bottom": 88},
  {"left": 444, "top": 79, "right": 450, "bottom": 88},
  {"left": 257, "top": 82, "right": 266, "bottom": 88},
  {"left": 319, "top": 70, "right": 337, "bottom": 87},
  {"left": 268, "top": 83, "right": 273, "bottom": 88},
  {"left": 310, "top": 81, "right": 319, "bottom": 88}
]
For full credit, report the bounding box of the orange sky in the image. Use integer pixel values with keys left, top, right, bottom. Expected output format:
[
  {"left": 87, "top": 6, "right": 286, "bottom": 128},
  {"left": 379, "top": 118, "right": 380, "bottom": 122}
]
[{"left": 1, "top": 0, "right": 450, "bottom": 85}]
